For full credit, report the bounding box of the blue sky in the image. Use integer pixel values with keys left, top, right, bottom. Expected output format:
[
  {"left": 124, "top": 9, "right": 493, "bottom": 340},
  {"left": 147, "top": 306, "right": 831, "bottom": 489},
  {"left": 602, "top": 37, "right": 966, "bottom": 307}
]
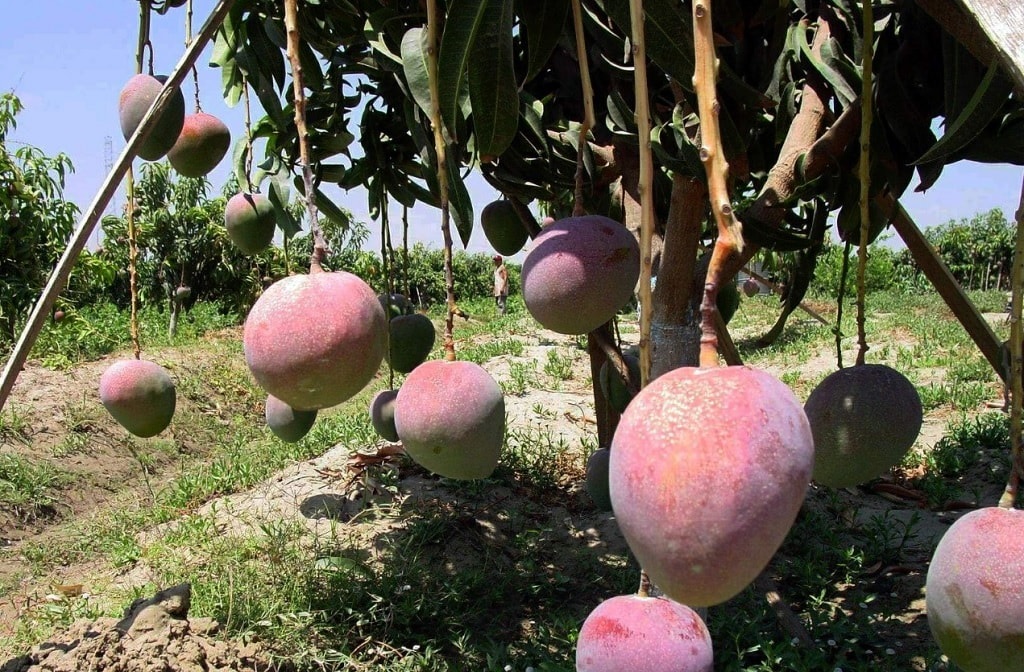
[{"left": 2, "top": 1, "right": 1021, "bottom": 261}]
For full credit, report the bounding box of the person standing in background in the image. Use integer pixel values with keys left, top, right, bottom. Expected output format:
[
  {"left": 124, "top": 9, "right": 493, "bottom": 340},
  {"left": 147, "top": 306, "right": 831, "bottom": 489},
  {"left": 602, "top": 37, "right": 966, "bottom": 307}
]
[{"left": 493, "top": 255, "right": 509, "bottom": 315}]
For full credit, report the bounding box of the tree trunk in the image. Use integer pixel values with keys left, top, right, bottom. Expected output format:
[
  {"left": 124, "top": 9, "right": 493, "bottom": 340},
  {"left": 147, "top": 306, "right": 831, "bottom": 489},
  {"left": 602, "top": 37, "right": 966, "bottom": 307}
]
[
  {"left": 169, "top": 300, "right": 180, "bottom": 339},
  {"left": 650, "top": 175, "right": 708, "bottom": 378}
]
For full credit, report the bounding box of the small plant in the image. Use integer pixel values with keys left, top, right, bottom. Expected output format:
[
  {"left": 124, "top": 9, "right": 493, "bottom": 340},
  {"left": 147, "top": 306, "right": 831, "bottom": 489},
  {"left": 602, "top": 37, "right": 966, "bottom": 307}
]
[
  {"left": 0, "top": 454, "right": 65, "bottom": 522},
  {"left": 503, "top": 361, "right": 539, "bottom": 397},
  {"left": 930, "top": 412, "right": 1008, "bottom": 478},
  {"left": 543, "top": 349, "right": 575, "bottom": 383},
  {"left": 0, "top": 405, "right": 30, "bottom": 443}
]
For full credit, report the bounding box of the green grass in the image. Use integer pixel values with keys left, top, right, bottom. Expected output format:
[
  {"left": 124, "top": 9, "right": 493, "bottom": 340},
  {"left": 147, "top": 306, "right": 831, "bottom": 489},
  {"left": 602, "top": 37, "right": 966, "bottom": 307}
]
[{"left": 0, "top": 453, "right": 67, "bottom": 522}]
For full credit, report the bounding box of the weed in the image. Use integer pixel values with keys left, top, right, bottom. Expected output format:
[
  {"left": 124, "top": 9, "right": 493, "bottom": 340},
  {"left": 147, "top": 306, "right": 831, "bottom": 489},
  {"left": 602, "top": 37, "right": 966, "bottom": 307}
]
[
  {"left": 459, "top": 338, "right": 525, "bottom": 365},
  {"left": 543, "top": 349, "right": 575, "bottom": 383},
  {"left": 0, "top": 405, "right": 30, "bottom": 443},
  {"left": 502, "top": 361, "right": 539, "bottom": 397},
  {"left": 0, "top": 454, "right": 65, "bottom": 522}
]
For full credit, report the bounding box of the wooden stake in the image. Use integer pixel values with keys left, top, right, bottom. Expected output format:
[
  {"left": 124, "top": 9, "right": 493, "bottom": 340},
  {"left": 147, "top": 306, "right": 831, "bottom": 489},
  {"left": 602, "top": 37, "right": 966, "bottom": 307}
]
[{"left": 629, "top": 0, "right": 655, "bottom": 389}]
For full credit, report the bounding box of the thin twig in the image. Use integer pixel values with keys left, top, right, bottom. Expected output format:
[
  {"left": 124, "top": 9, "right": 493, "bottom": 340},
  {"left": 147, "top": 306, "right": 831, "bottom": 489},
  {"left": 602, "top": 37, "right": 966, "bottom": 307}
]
[
  {"left": 570, "top": 0, "right": 594, "bottom": 216},
  {"left": 629, "top": 0, "right": 655, "bottom": 388},
  {"left": 999, "top": 173, "right": 1024, "bottom": 508},
  {"left": 692, "top": 0, "right": 743, "bottom": 368},
  {"left": 127, "top": 0, "right": 153, "bottom": 360},
  {"left": 402, "top": 205, "right": 411, "bottom": 299},
  {"left": 241, "top": 75, "right": 253, "bottom": 192},
  {"left": 855, "top": 0, "right": 874, "bottom": 366},
  {"left": 591, "top": 328, "right": 639, "bottom": 396},
  {"left": 186, "top": 0, "right": 200, "bottom": 112},
  {"left": 284, "top": 0, "right": 326, "bottom": 271},
  {"left": 425, "top": 0, "right": 457, "bottom": 360}
]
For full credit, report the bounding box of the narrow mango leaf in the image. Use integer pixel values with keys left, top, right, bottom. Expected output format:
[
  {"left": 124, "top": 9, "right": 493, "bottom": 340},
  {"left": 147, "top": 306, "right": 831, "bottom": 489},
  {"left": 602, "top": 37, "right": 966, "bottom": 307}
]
[
  {"left": 438, "top": 0, "right": 501, "bottom": 141},
  {"left": 269, "top": 174, "right": 300, "bottom": 239},
  {"left": 312, "top": 131, "right": 355, "bottom": 162},
  {"left": 299, "top": 41, "right": 324, "bottom": 92},
  {"left": 914, "top": 59, "right": 1012, "bottom": 165},
  {"left": 602, "top": 0, "right": 694, "bottom": 88},
  {"left": 319, "top": 164, "right": 347, "bottom": 182},
  {"left": 796, "top": 24, "right": 857, "bottom": 107},
  {"left": 232, "top": 137, "right": 250, "bottom": 192},
  {"left": 517, "top": 0, "right": 570, "bottom": 84},
  {"left": 246, "top": 16, "right": 285, "bottom": 92},
  {"left": 401, "top": 27, "right": 433, "bottom": 117},
  {"left": 404, "top": 101, "right": 474, "bottom": 246},
  {"left": 447, "top": 156, "right": 475, "bottom": 247},
  {"left": 467, "top": 0, "right": 518, "bottom": 160},
  {"left": 293, "top": 177, "right": 353, "bottom": 231}
]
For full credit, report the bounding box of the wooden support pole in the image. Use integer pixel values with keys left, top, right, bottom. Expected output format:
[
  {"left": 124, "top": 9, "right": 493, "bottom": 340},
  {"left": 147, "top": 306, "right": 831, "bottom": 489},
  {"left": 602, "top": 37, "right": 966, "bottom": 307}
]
[
  {"left": 0, "top": 0, "right": 238, "bottom": 413},
  {"left": 888, "top": 196, "right": 1006, "bottom": 381}
]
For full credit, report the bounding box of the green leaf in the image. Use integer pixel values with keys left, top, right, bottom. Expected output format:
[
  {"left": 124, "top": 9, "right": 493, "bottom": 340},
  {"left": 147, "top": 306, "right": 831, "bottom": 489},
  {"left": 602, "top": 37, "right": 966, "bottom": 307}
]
[
  {"left": 447, "top": 158, "right": 474, "bottom": 247},
  {"left": 914, "top": 59, "right": 1013, "bottom": 166},
  {"left": 466, "top": 0, "right": 519, "bottom": 160},
  {"left": 312, "top": 132, "right": 355, "bottom": 162},
  {"left": 602, "top": 0, "right": 694, "bottom": 89},
  {"left": 401, "top": 27, "right": 433, "bottom": 117},
  {"left": 269, "top": 174, "right": 300, "bottom": 239},
  {"left": 232, "top": 136, "right": 250, "bottom": 193},
  {"left": 293, "top": 177, "right": 353, "bottom": 232},
  {"left": 246, "top": 15, "right": 286, "bottom": 92},
  {"left": 438, "top": 0, "right": 499, "bottom": 142},
  {"left": 796, "top": 24, "right": 857, "bottom": 107},
  {"left": 299, "top": 42, "right": 324, "bottom": 93},
  {"left": 404, "top": 101, "right": 473, "bottom": 246},
  {"left": 517, "top": 0, "right": 570, "bottom": 85}
]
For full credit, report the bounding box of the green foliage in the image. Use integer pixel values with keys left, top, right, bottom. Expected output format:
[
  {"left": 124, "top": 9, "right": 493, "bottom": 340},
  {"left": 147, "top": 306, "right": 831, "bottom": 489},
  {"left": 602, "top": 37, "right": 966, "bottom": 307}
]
[
  {"left": 0, "top": 93, "right": 79, "bottom": 343},
  {"left": 29, "top": 301, "right": 239, "bottom": 368},
  {"left": 93, "top": 164, "right": 271, "bottom": 318},
  {"left": 350, "top": 243, "right": 520, "bottom": 307},
  {"left": 911, "top": 208, "right": 1015, "bottom": 291},
  {"left": 811, "top": 240, "right": 901, "bottom": 297},
  {"left": 0, "top": 453, "right": 67, "bottom": 522},
  {"left": 930, "top": 412, "right": 1008, "bottom": 478}
]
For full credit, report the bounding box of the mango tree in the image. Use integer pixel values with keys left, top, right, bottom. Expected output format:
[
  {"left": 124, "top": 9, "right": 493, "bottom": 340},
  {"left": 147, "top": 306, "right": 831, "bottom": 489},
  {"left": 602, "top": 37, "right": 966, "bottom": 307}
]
[{"left": 0, "top": 93, "right": 79, "bottom": 343}]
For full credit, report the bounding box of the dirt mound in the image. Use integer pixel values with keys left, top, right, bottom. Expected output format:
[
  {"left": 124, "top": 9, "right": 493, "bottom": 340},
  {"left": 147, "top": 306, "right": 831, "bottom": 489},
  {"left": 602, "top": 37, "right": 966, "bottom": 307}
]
[{"left": 0, "top": 584, "right": 286, "bottom": 672}]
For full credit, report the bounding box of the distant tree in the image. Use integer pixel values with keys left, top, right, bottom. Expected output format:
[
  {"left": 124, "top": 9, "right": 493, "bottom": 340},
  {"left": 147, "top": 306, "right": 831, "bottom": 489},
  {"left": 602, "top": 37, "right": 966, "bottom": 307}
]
[
  {"left": 918, "top": 209, "right": 1014, "bottom": 291},
  {"left": 0, "top": 93, "right": 80, "bottom": 343},
  {"left": 97, "top": 164, "right": 278, "bottom": 330}
]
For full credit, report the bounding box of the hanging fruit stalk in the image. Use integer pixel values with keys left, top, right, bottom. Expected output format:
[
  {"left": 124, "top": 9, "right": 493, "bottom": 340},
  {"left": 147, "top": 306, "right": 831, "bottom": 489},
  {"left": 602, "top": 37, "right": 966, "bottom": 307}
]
[
  {"left": 570, "top": 0, "right": 595, "bottom": 216},
  {"left": 629, "top": 0, "right": 655, "bottom": 390},
  {"left": 127, "top": 0, "right": 154, "bottom": 359},
  {"left": 999, "top": 175, "right": 1024, "bottom": 508},
  {"left": 426, "top": 0, "right": 457, "bottom": 360},
  {"left": 241, "top": 76, "right": 254, "bottom": 193},
  {"left": 692, "top": 0, "right": 744, "bottom": 368},
  {"left": 855, "top": 0, "right": 874, "bottom": 366},
  {"left": 628, "top": 0, "right": 655, "bottom": 600},
  {"left": 283, "top": 0, "right": 326, "bottom": 271}
]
